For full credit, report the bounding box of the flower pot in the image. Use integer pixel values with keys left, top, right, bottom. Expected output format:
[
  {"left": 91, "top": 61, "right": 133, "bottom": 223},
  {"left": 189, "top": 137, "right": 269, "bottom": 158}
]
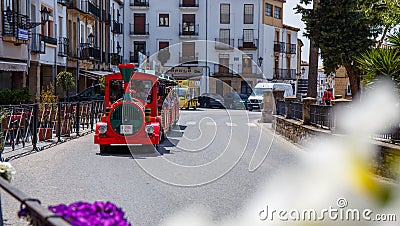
[{"left": 38, "top": 128, "right": 52, "bottom": 141}]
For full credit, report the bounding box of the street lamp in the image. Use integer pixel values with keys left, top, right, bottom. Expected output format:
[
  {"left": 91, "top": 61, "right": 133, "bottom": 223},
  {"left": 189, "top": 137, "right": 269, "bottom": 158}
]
[
  {"left": 258, "top": 57, "right": 263, "bottom": 67},
  {"left": 5, "top": 6, "right": 50, "bottom": 26},
  {"left": 301, "top": 67, "right": 306, "bottom": 77},
  {"left": 116, "top": 42, "right": 122, "bottom": 54},
  {"left": 88, "top": 33, "right": 95, "bottom": 46}
]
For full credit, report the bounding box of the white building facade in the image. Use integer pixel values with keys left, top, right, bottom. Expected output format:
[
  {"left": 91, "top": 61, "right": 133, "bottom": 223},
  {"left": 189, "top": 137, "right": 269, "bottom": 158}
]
[{"left": 123, "top": 0, "right": 301, "bottom": 95}]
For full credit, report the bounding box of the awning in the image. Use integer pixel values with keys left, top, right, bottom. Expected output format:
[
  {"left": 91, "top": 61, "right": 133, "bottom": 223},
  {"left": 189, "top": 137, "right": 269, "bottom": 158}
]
[
  {"left": 80, "top": 70, "right": 111, "bottom": 79},
  {"left": 0, "top": 61, "right": 27, "bottom": 72}
]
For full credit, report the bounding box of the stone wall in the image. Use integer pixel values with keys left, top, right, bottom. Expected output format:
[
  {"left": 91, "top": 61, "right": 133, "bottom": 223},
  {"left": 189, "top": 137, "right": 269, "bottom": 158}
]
[{"left": 273, "top": 115, "right": 400, "bottom": 180}]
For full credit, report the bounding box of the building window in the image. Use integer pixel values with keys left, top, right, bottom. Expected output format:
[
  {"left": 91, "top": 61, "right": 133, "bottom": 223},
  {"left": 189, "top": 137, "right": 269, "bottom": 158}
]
[
  {"left": 159, "top": 41, "right": 169, "bottom": 50},
  {"left": 220, "top": 3, "right": 230, "bottom": 24},
  {"left": 159, "top": 14, "right": 169, "bottom": 27},
  {"left": 274, "top": 6, "right": 282, "bottom": 19},
  {"left": 265, "top": 4, "right": 272, "bottom": 17},
  {"left": 244, "top": 4, "right": 254, "bottom": 24}
]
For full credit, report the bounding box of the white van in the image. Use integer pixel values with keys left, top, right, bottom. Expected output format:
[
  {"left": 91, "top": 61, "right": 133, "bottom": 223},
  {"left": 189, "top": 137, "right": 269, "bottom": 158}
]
[{"left": 247, "top": 82, "right": 293, "bottom": 111}]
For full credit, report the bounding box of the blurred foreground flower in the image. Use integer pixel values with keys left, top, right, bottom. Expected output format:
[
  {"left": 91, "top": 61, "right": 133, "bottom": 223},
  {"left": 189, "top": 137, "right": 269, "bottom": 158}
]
[
  {"left": 0, "top": 161, "right": 15, "bottom": 182},
  {"left": 160, "top": 80, "right": 400, "bottom": 226},
  {"left": 19, "top": 201, "right": 132, "bottom": 226}
]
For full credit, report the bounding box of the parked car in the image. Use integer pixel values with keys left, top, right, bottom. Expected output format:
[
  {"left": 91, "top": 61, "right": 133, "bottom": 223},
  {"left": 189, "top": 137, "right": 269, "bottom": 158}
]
[
  {"left": 224, "top": 92, "right": 249, "bottom": 109},
  {"left": 248, "top": 83, "right": 293, "bottom": 111},
  {"left": 61, "top": 84, "right": 104, "bottom": 102},
  {"left": 198, "top": 93, "right": 225, "bottom": 108}
]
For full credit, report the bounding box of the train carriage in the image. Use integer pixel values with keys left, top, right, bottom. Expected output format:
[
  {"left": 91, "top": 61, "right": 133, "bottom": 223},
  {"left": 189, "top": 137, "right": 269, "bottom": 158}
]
[{"left": 94, "top": 64, "right": 179, "bottom": 153}]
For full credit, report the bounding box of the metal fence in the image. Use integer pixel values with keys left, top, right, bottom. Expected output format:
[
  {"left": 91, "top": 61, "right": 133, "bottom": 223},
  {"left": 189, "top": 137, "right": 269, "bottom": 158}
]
[
  {"left": 0, "top": 177, "right": 70, "bottom": 226},
  {"left": 310, "top": 104, "right": 334, "bottom": 129},
  {"left": 289, "top": 102, "right": 303, "bottom": 120},
  {"left": 374, "top": 123, "right": 400, "bottom": 144},
  {"left": 0, "top": 101, "right": 104, "bottom": 161},
  {"left": 276, "top": 100, "right": 286, "bottom": 116}
]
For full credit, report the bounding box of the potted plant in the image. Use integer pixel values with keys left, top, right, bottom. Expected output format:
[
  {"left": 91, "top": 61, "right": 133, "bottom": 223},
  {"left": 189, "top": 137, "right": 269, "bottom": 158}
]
[
  {"left": 56, "top": 71, "right": 75, "bottom": 102},
  {"left": 36, "top": 85, "right": 58, "bottom": 141}
]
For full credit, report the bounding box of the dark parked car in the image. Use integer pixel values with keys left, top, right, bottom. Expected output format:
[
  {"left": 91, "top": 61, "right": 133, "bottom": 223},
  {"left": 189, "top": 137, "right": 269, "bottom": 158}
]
[
  {"left": 198, "top": 93, "right": 225, "bottom": 108},
  {"left": 61, "top": 84, "right": 104, "bottom": 102},
  {"left": 224, "top": 92, "right": 249, "bottom": 109}
]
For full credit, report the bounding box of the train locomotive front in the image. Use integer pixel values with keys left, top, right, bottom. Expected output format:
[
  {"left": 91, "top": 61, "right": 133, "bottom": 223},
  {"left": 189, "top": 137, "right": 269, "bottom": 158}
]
[{"left": 94, "top": 64, "right": 178, "bottom": 152}]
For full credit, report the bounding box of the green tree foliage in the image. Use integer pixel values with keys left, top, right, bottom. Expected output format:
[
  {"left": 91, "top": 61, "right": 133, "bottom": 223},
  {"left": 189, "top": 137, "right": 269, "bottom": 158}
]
[
  {"left": 0, "top": 87, "right": 32, "bottom": 105},
  {"left": 296, "top": 0, "right": 381, "bottom": 98},
  {"left": 356, "top": 47, "right": 400, "bottom": 84},
  {"left": 56, "top": 71, "right": 75, "bottom": 98},
  {"left": 387, "top": 31, "right": 400, "bottom": 48}
]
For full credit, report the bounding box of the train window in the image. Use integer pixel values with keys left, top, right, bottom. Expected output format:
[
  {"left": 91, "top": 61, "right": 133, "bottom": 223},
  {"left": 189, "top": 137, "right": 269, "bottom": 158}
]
[
  {"left": 130, "top": 80, "right": 153, "bottom": 101},
  {"left": 109, "top": 80, "right": 124, "bottom": 103}
]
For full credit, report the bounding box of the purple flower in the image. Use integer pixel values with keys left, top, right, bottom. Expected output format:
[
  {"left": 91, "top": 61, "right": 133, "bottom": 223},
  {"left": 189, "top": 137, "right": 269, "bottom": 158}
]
[{"left": 48, "top": 201, "right": 132, "bottom": 226}]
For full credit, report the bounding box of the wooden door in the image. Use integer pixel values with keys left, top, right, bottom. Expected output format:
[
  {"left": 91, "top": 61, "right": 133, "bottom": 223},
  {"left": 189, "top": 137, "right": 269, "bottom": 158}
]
[
  {"left": 134, "top": 14, "right": 146, "bottom": 34},
  {"left": 242, "top": 54, "right": 252, "bottom": 74}
]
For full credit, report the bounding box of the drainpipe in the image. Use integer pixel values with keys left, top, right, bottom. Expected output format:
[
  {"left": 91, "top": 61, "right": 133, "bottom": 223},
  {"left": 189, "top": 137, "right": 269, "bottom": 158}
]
[
  {"left": 53, "top": 0, "right": 58, "bottom": 95},
  {"left": 205, "top": 0, "right": 208, "bottom": 92}
]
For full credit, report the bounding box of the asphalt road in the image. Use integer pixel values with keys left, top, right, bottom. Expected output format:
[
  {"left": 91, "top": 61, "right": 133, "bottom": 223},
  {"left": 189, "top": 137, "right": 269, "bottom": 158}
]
[{"left": 2, "top": 108, "right": 301, "bottom": 226}]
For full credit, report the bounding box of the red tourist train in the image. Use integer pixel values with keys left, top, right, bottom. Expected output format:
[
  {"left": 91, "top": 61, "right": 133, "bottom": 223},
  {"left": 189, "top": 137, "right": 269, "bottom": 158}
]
[{"left": 94, "top": 64, "right": 179, "bottom": 153}]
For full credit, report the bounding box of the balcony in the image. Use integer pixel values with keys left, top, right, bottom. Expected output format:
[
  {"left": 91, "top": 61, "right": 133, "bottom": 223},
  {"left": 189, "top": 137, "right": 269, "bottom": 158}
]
[
  {"left": 179, "top": 0, "right": 199, "bottom": 8},
  {"left": 1, "top": 11, "right": 29, "bottom": 44},
  {"left": 110, "top": 53, "right": 122, "bottom": 65},
  {"left": 58, "top": 37, "right": 69, "bottom": 57},
  {"left": 129, "top": 23, "right": 149, "bottom": 36},
  {"left": 129, "top": 51, "right": 149, "bottom": 63},
  {"left": 31, "top": 33, "right": 45, "bottom": 54},
  {"left": 80, "top": 43, "right": 101, "bottom": 61},
  {"left": 239, "top": 65, "right": 261, "bottom": 75},
  {"left": 41, "top": 34, "right": 58, "bottom": 45},
  {"left": 215, "top": 38, "right": 234, "bottom": 50},
  {"left": 214, "top": 64, "right": 234, "bottom": 75},
  {"left": 179, "top": 53, "right": 199, "bottom": 64},
  {"left": 179, "top": 23, "right": 199, "bottom": 37},
  {"left": 57, "top": 0, "right": 70, "bottom": 6},
  {"left": 130, "top": 0, "right": 149, "bottom": 8},
  {"left": 274, "top": 41, "right": 286, "bottom": 53},
  {"left": 286, "top": 43, "right": 296, "bottom": 54},
  {"left": 101, "top": 9, "right": 111, "bottom": 23},
  {"left": 274, "top": 69, "right": 297, "bottom": 80},
  {"left": 67, "top": 0, "right": 100, "bottom": 18},
  {"left": 238, "top": 39, "right": 258, "bottom": 50},
  {"left": 112, "top": 21, "right": 123, "bottom": 34}
]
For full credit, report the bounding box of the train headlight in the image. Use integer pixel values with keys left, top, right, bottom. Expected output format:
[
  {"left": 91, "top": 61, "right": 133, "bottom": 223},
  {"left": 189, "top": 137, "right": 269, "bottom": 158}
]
[
  {"left": 145, "top": 125, "right": 155, "bottom": 134},
  {"left": 98, "top": 123, "right": 108, "bottom": 134}
]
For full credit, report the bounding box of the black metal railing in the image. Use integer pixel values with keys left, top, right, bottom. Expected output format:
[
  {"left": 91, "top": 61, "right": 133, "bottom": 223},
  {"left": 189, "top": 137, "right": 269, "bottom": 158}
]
[
  {"left": 179, "top": 0, "right": 199, "bottom": 7},
  {"left": 57, "top": 0, "right": 70, "bottom": 6},
  {"left": 130, "top": 0, "right": 149, "bottom": 7},
  {"left": 274, "top": 41, "right": 285, "bottom": 53},
  {"left": 286, "top": 43, "right": 296, "bottom": 54},
  {"left": 374, "top": 124, "right": 400, "bottom": 144},
  {"left": 274, "top": 69, "right": 297, "bottom": 80},
  {"left": 0, "top": 101, "right": 104, "bottom": 161},
  {"left": 310, "top": 104, "right": 334, "bottom": 129},
  {"left": 179, "top": 53, "right": 199, "bottom": 64},
  {"left": 112, "top": 20, "right": 123, "bottom": 34},
  {"left": 129, "top": 23, "right": 149, "bottom": 35},
  {"left": 0, "top": 176, "right": 70, "bottom": 225},
  {"left": 215, "top": 38, "right": 234, "bottom": 50},
  {"left": 58, "top": 37, "right": 69, "bottom": 57},
  {"left": 101, "top": 9, "right": 111, "bottom": 22},
  {"left": 87, "top": 0, "right": 100, "bottom": 18},
  {"left": 238, "top": 39, "right": 258, "bottom": 49},
  {"left": 239, "top": 65, "right": 260, "bottom": 75},
  {"left": 2, "top": 11, "right": 29, "bottom": 38},
  {"left": 276, "top": 100, "right": 286, "bottom": 115},
  {"left": 80, "top": 43, "right": 101, "bottom": 61},
  {"left": 214, "top": 64, "right": 234, "bottom": 75},
  {"left": 289, "top": 102, "right": 303, "bottom": 120},
  {"left": 41, "top": 34, "right": 58, "bottom": 45},
  {"left": 129, "top": 51, "right": 149, "bottom": 63},
  {"left": 179, "top": 23, "right": 199, "bottom": 36},
  {"left": 31, "top": 33, "right": 45, "bottom": 53}
]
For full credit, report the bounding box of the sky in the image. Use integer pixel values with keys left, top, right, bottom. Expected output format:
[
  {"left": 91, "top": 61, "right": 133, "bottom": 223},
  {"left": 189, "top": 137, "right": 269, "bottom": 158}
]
[{"left": 283, "top": 0, "right": 320, "bottom": 64}]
